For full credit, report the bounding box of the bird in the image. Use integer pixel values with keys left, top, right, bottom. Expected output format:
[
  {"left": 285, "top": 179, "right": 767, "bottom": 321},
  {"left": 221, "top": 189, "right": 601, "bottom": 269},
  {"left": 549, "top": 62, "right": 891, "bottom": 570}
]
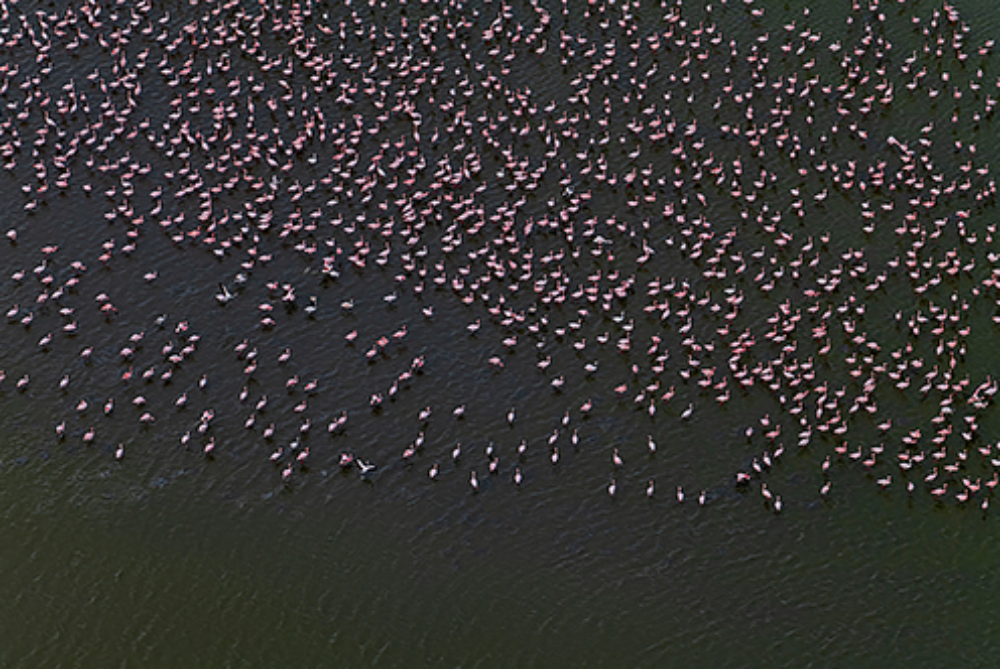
[
  {"left": 215, "top": 284, "right": 235, "bottom": 305},
  {"left": 304, "top": 296, "right": 318, "bottom": 317},
  {"left": 357, "top": 460, "right": 376, "bottom": 474}
]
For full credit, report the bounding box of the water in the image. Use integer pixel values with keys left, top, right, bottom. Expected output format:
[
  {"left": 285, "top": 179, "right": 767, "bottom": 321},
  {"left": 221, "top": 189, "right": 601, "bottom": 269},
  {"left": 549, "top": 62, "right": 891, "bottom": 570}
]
[
  {"left": 1, "top": 0, "right": 1000, "bottom": 665},
  {"left": 4, "top": 450, "right": 1000, "bottom": 667}
]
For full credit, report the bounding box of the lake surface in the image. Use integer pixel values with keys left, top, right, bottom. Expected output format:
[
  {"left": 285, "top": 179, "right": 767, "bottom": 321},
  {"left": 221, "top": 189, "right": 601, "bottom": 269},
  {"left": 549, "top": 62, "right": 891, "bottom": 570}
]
[{"left": 1, "top": 0, "right": 999, "bottom": 666}]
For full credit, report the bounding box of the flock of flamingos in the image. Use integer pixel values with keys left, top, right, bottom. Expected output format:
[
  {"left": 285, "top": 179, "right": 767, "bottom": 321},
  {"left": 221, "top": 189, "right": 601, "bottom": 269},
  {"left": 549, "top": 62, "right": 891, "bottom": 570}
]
[{"left": 0, "top": 0, "right": 999, "bottom": 512}]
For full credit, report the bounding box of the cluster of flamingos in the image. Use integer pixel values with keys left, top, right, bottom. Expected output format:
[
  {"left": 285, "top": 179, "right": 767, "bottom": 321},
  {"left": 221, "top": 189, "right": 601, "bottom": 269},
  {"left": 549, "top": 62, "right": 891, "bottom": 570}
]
[{"left": 0, "top": 0, "right": 998, "bottom": 512}]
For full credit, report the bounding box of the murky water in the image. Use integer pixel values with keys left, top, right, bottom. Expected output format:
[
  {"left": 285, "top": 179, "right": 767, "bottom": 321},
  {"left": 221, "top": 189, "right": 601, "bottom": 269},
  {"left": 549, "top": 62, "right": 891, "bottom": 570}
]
[{"left": 1, "top": 0, "right": 1000, "bottom": 665}]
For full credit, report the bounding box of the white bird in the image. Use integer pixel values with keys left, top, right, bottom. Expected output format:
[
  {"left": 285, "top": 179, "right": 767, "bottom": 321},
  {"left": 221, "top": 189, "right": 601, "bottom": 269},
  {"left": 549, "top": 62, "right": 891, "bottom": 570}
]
[
  {"left": 357, "top": 460, "right": 376, "bottom": 474},
  {"left": 215, "top": 284, "right": 234, "bottom": 305}
]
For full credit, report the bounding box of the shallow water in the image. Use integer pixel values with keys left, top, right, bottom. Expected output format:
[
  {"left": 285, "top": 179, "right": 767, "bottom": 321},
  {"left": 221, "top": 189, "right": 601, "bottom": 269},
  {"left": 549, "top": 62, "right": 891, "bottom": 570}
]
[{"left": 1, "top": 0, "right": 1000, "bottom": 665}]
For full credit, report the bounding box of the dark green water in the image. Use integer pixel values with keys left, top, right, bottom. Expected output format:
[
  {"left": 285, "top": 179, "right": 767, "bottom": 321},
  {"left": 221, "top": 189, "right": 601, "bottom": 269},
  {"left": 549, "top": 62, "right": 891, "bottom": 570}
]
[
  {"left": 1, "top": 0, "right": 1000, "bottom": 666},
  {"left": 4, "top": 434, "right": 1000, "bottom": 667}
]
